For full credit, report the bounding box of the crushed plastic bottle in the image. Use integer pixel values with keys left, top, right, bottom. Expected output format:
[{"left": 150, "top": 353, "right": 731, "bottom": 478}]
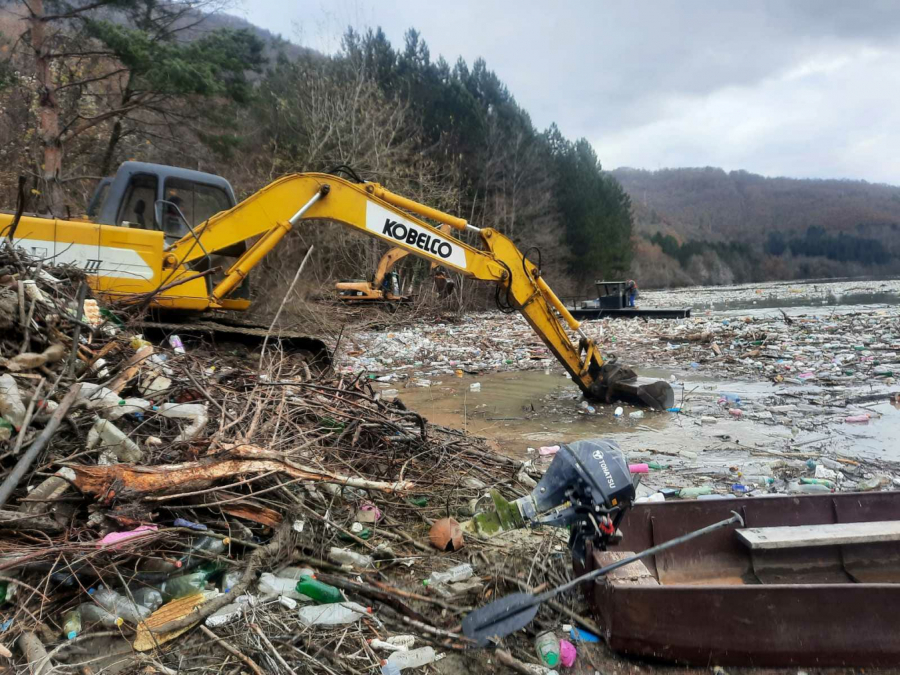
[
  {"left": 87, "top": 419, "right": 143, "bottom": 463},
  {"left": 258, "top": 573, "right": 313, "bottom": 601},
  {"left": 329, "top": 547, "right": 373, "bottom": 568},
  {"left": 276, "top": 566, "right": 317, "bottom": 581},
  {"left": 168, "top": 335, "right": 186, "bottom": 354},
  {"left": 179, "top": 536, "right": 229, "bottom": 570},
  {"left": 385, "top": 646, "right": 437, "bottom": 670},
  {"left": 469, "top": 382, "right": 481, "bottom": 392},
  {"left": 629, "top": 410, "right": 645, "bottom": 419},
  {"left": 204, "top": 595, "right": 257, "bottom": 628},
  {"left": 130, "top": 587, "right": 163, "bottom": 612},
  {"left": 534, "top": 631, "right": 560, "bottom": 667},
  {"left": 386, "top": 635, "right": 416, "bottom": 649},
  {"left": 426, "top": 564, "right": 473, "bottom": 586},
  {"left": 220, "top": 570, "right": 243, "bottom": 593},
  {"left": 91, "top": 587, "right": 151, "bottom": 623},
  {"left": 158, "top": 572, "right": 208, "bottom": 602},
  {"left": 0, "top": 375, "right": 26, "bottom": 428},
  {"left": 298, "top": 601, "right": 371, "bottom": 626}
]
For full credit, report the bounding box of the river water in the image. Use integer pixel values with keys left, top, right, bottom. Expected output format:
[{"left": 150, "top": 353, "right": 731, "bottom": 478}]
[{"left": 376, "top": 278, "right": 900, "bottom": 494}]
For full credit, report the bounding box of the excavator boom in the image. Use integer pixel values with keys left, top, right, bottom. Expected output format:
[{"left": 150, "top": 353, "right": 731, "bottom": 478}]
[{"left": 0, "top": 170, "right": 673, "bottom": 408}]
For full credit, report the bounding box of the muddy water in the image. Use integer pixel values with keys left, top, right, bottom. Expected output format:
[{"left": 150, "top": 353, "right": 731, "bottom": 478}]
[{"left": 391, "top": 369, "right": 798, "bottom": 461}]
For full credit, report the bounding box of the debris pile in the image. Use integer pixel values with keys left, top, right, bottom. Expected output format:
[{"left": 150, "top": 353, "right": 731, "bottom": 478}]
[{"left": 0, "top": 250, "right": 597, "bottom": 673}]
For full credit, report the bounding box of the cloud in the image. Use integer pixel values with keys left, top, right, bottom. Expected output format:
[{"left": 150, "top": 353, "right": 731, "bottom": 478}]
[{"left": 236, "top": 0, "right": 900, "bottom": 182}]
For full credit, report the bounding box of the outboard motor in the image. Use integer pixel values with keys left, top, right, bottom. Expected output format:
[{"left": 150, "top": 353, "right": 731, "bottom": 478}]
[{"left": 510, "top": 439, "right": 636, "bottom": 563}]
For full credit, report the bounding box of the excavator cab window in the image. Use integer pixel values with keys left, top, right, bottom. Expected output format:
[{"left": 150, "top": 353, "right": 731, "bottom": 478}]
[
  {"left": 163, "top": 178, "right": 231, "bottom": 231},
  {"left": 117, "top": 173, "right": 157, "bottom": 230}
]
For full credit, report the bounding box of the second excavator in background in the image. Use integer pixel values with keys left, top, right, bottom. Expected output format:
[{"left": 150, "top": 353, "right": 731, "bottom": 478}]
[
  {"left": 1, "top": 162, "right": 674, "bottom": 409},
  {"left": 335, "top": 239, "right": 456, "bottom": 304}
]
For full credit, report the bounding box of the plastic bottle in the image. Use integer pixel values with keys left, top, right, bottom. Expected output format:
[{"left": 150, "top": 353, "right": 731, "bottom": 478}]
[
  {"left": 678, "top": 486, "right": 713, "bottom": 499},
  {"left": 179, "top": 536, "right": 229, "bottom": 570},
  {"left": 787, "top": 482, "right": 831, "bottom": 494},
  {"left": 220, "top": 570, "right": 243, "bottom": 593},
  {"left": 258, "top": 572, "right": 312, "bottom": 601},
  {"left": 629, "top": 410, "right": 644, "bottom": 419},
  {"left": 204, "top": 595, "right": 256, "bottom": 628},
  {"left": 385, "top": 646, "right": 437, "bottom": 670},
  {"left": 87, "top": 419, "right": 143, "bottom": 462},
  {"left": 91, "top": 587, "right": 152, "bottom": 623},
  {"left": 469, "top": 383, "right": 481, "bottom": 392},
  {"left": 0, "top": 375, "right": 26, "bottom": 428},
  {"left": 741, "top": 475, "right": 774, "bottom": 486},
  {"left": 131, "top": 587, "right": 163, "bottom": 612},
  {"left": 386, "top": 635, "right": 416, "bottom": 649},
  {"left": 62, "top": 608, "right": 81, "bottom": 639},
  {"left": 79, "top": 603, "right": 123, "bottom": 628},
  {"left": 140, "top": 557, "right": 183, "bottom": 574},
  {"left": 276, "top": 566, "right": 317, "bottom": 581},
  {"left": 329, "top": 547, "right": 373, "bottom": 568},
  {"left": 426, "top": 564, "right": 474, "bottom": 586},
  {"left": 159, "top": 572, "right": 208, "bottom": 601},
  {"left": 157, "top": 403, "right": 209, "bottom": 441},
  {"left": 297, "top": 602, "right": 371, "bottom": 626},
  {"left": 614, "top": 407, "right": 624, "bottom": 417},
  {"left": 845, "top": 414, "right": 870, "bottom": 424},
  {"left": 369, "top": 638, "right": 407, "bottom": 652},
  {"left": 168, "top": 335, "right": 186, "bottom": 354},
  {"left": 295, "top": 576, "right": 343, "bottom": 604},
  {"left": 534, "top": 631, "right": 560, "bottom": 667}
]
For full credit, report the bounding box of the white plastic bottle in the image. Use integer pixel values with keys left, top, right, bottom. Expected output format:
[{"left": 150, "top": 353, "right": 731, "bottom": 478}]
[
  {"left": 91, "top": 587, "right": 151, "bottom": 623},
  {"left": 87, "top": 419, "right": 143, "bottom": 462},
  {"left": 257, "top": 572, "right": 312, "bottom": 601},
  {"left": 297, "top": 602, "right": 370, "bottom": 626},
  {"left": 0, "top": 375, "right": 26, "bottom": 428},
  {"left": 385, "top": 646, "right": 437, "bottom": 670},
  {"left": 329, "top": 547, "right": 373, "bottom": 568},
  {"left": 427, "top": 563, "right": 473, "bottom": 585}
]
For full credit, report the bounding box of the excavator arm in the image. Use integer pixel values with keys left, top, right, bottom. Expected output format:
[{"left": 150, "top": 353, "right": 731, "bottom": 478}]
[{"left": 162, "top": 173, "right": 673, "bottom": 408}]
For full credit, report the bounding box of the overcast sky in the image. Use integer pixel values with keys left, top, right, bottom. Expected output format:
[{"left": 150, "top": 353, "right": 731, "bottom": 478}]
[{"left": 236, "top": 0, "right": 900, "bottom": 184}]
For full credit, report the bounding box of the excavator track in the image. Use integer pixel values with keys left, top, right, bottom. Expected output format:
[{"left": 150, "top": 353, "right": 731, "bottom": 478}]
[{"left": 137, "top": 318, "right": 332, "bottom": 369}]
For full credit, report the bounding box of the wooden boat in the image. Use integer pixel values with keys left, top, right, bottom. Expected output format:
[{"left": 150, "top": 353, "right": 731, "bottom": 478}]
[{"left": 580, "top": 491, "right": 900, "bottom": 666}]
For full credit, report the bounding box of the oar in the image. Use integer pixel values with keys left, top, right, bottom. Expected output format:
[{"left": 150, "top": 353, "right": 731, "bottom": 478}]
[{"left": 462, "top": 511, "right": 744, "bottom": 645}]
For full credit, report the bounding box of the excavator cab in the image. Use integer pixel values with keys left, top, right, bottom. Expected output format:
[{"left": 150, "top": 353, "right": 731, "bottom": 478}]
[{"left": 88, "top": 162, "right": 250, "bottom": 303}]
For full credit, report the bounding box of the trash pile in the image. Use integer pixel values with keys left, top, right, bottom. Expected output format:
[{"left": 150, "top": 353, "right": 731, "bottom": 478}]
[
  {"left": 0, "top": 250, "right": 601, "bottom": 674},
  {"left": 340, "top": 313, "right": 553, "bottom": 384}
]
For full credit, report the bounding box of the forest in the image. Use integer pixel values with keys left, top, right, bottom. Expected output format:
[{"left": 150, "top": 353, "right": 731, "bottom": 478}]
[
  {"left": 618, "top": 167, "right": 900, "bottom": 287},
  {"left": 0, "top": 0, "right": 634, "bottom": 310}
]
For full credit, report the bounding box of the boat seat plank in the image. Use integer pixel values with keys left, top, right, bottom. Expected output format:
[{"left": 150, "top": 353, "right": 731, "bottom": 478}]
[{"left": 738, "top": 521, "right": 900, "bottom": 550}]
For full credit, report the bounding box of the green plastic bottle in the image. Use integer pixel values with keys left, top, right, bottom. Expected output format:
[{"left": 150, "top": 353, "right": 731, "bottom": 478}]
[
  {"left": 295, "top": 575, "right": 343, "bottom": 604},
  {"left": 0, "top": 582, "right": 7, "bottom": 605},
  {"left": 159, "top": 572, "right": 208, "bottom": 602},
  {"left": 62, "top": 608, "right": 81, "bottom": 640}
]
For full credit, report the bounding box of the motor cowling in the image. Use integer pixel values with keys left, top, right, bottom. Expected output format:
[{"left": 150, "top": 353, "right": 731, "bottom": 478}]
[{"left": 513, "top": 439, "right": 636, "bottom": 563}]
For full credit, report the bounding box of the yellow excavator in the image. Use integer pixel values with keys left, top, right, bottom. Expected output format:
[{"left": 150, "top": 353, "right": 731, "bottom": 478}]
[
  {"left": 0, "top": 162, "right": 673, "bottom": 409},
  {"left": 335, "top": 233, "right": 456, "bottom": 303}
]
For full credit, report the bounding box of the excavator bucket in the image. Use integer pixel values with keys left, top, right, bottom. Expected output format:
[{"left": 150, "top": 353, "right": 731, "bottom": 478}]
[{"left": 589, "top": 362, "right": 675, "bottom": 411}]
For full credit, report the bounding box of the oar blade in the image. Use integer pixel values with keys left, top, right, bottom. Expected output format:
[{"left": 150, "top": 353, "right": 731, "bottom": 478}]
[{"left": 462, "top": 592, "right": 541, "bottom": 645}]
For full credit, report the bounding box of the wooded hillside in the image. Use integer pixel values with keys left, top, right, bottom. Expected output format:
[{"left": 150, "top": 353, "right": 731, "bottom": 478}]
[{"left": 616, "top": 167, "right": 900, "bottom": 287}]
